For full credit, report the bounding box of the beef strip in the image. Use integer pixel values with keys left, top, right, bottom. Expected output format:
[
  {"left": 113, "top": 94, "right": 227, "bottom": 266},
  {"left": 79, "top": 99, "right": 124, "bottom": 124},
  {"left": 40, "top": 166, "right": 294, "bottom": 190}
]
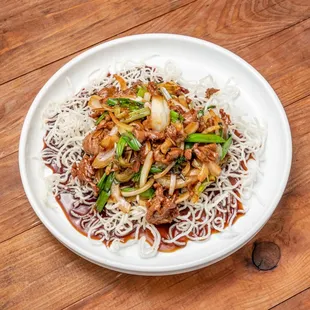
[
  {"left": 220, "top": 108, "right": 231, "bottom": 125},
  {"left": 205, "top": 88, "right": 220, "bottom": 99},
  {"left": 71, "top": 155, "right": 95, "bottom": 183},
  {"left": 154, "top": 147, "right": 183, "bottom": 165},
  {"left": 146, "top": 184, "right": 179, "bottom": 225},
  {"left": 193, "top": 143, "right": 218, "bottom": 162},
  {"left": 82, "top": 130, "right": 105, "bottom": 156},
  {"left": 147, "top": 81, "right": 159, "bottom": 96}
]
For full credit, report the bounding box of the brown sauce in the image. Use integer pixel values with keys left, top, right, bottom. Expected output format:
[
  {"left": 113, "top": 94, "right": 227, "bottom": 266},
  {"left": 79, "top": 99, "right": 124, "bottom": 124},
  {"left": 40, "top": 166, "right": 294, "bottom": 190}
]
[{"left": 43, "top": 142, "right": 246, "bottom": 253}]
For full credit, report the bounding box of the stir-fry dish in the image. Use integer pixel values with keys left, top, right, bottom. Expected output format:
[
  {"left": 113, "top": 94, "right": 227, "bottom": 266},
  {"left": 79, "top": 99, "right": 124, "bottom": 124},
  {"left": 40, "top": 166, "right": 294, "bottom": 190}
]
[{"left": 42, "top": 64, "right": 264, "bottom": 257}]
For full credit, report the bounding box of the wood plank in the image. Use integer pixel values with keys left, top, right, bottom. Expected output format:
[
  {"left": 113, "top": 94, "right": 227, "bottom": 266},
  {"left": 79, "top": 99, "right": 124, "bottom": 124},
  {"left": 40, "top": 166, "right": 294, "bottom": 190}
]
[
  {"left": 0, "top": 19, "right": 309, "bottom": 244},
  {"left": 272, "top": 288, "right": 310, "bottom": 310},
  {"left": 1, "top": 181, "right": 310, "bottom": 309},
  {"left": 0, "top": 0, "right": 194, "bottom": 84}
]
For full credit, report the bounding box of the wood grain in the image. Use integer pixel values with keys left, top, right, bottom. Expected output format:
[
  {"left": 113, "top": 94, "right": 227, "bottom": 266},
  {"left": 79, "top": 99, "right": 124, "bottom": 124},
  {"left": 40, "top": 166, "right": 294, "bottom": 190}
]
[
  {"left": 0, "top": 0, "right": 194, "bottom": 84},
  {"left": 1, "top": 0, "right": 310, "bottom": 308},
  {"left": 272, "top": 288, "right": 310, "bottom": 310},
  {"left": 1, "top": 183, "right": 310, "bottom": 309},
  {"left": 0, "top": 16, "right": 309, "bottom": 245}
]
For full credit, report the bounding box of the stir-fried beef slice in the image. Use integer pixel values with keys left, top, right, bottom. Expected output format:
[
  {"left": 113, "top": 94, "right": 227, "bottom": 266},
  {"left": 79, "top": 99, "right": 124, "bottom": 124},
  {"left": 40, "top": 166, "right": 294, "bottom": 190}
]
[
  {"left": 175, "top": 86, "right": 189, "bottom": 96},
  {"left": 147, "top": 81, "right": 159, "bottom": 96},
  {"left": 145, "top": 131, "right": 165, "bottom": 141},
  {"left": 184, "top": 148, "right": 192, "bottom": 160},
  {"left": 96, "top": 120, "right": 114, "bottom": 130},
  {"left": 154, "top": 147, "right": 183, "bottom": 165},
  {"left": 205, "top": 88, "right": 220, "bottom": 99},
  {"left": 183, "top": 109, "right": 198, "bottom": 126},
  {"left": 133, "top": 128, "right": 146, "bottom": 143},
  {"left": 198, "top": 118, "right": 207, "bottom": 132},
  {"left": 71, "top": 155, "right": 96, "bottom": 184},
  {"left": 166, "top": 124, "right": 186, "bottom": 143},
  {"left": 132, "top": 152, "right": 141, "bottom": 173},
  {"left": 98, "top": 86, "right": 116, "bottom": 99},
  {"left": 139, "top": 143, "right": 149, "bottom": 162},
  {"left": 82, "top": 130, "right": 105, "bottom": 156},
  {"left": 193, "top": 143, "right": 218, "bottom": 162},
  {"left": 220, "top": 108, "right": 231, "bottom": 125},
  {"left": 146, "top": 184, "right": 179, "bottom": 225}
]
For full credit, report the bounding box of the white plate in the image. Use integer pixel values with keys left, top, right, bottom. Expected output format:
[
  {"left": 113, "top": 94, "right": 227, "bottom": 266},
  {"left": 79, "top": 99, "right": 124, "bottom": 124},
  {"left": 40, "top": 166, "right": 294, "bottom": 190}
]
[{"left": 19, "top": 34, "right": 292, "bottom": 275}]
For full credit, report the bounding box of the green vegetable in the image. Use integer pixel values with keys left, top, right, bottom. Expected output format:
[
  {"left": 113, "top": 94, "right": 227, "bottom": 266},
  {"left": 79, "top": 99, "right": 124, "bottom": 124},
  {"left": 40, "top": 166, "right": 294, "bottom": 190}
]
[
  {"left": 207, "top": 105, "right": 216, "bottom": 110},
  {"left": 197, "top": 110, "right": 204, "bottom": 117},
  {"left": 103, "top": 172, "right": 114, "bottom": 193},
  {"left": 137, "top": 86, "right": 147, "bottom": 98},
  {"left": 95, "top": 112, "right": 108, "bottom": 126},
  {"left": 176, "top": 156, "right": 186, "bottom": 165},
  {"left": 97, "top": 173, "right": 107, "bottom": 190},
  {"left": 107, "top": 98, "right": 144, "bottom": 110},
  {"left": 198, "top": 180, "right": 211, "bottom": 195},
  {"left": 221, "top": 136, "right": 233, "bottom": 160},
  {"left": 116, "top": 136, "right": 127, "bottom": 158},
  {"left": 122, "top": 132, "right": 142, "bottom": 151},
  {"left": 140, "top": 188, "right": 155, "bottom": 199},
  {"left": 122, "top": 107, "right": 151, "bottom": 123},
  {"left": 121, "top": 187, "right": 136, "bottom": 192},
  {"left": 132, "top": 168, "right": 141, "bottom": 182},
  {"left": 96, "top": 190, "right": 110, "bottom": 212},
  {"left": 150, "top": 165, "right": 163, "bottom": 174},
  {"left": 185, "top": 133, "right": 226, "bottom": 144},
  {"left": 185, "top": 142, "right": 194, "bottom": 149},
  {"left": 170, "top": 110, "right": 184, "bottom": 123}
]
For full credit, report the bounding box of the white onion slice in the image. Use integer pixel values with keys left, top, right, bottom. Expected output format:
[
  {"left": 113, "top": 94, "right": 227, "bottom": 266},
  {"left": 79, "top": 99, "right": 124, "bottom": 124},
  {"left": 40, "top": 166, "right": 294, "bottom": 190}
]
[
  {"left": 151, "top": 95, "right": 170, "bottom": 132},
  {"left": 140, "top": 151, "right": 153, "bottom": 187},
  {"left": 169, "top": 174, "right": 177, "bottom": 196}
]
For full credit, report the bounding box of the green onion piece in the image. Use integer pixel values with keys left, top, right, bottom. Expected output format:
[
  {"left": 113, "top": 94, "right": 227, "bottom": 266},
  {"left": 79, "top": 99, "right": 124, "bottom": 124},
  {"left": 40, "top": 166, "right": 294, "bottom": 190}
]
[
  {"left": 185, "top": 142, "right": 194, "bottom": 149},
  {"left": 197, "top": 110, "right": 204, "bottom": 117},
  {"left": 107, "top": 98, "right": 118, "bottom": 106},
  {"left": 221, "top": 136, "right": 233, "bottom": 160},
  {"left": 132, "top": 168, "right": 141, "bottom": 182},
  {"left": 140, "top": 188, "right": 155, "bottom": 199},
  {"left": 97, "top": 173, "right": 107, "bottom": 190},
  {"left": 116, "top": 136, "right": 127, "bottom": 158},
  {"left": 207, "top": 105, "right": 216, "bottom": 110},
  {"left": 95, "top": 112, "right": 108, "bottom": 126},
  {"left": 121, "top": 187, "right": 136, "bottom": 192},
  {"left": 150, "top": 165, "right": 163, "bottom": 174},
  {"left": 185, "top": 133, "right": 226, "bottom": 144},
  {"left": 170, "top": 110, "right": 184, "bottom": 123},
  {"left": 103, "top": 172, "right": 114, "bottom": 193},
  {"left": 122, "top": 107, "right": 151, "bottom": 123},
  {"left": 96, "top": 190, "right": 110, "bottom": 212},
  {"left": 198, "top": 180, "right": 211, "bottom": 195},
  {"left": 137, "top": 86, "right": 147, "bottom": 98},
  {"left": 122, "top": 132, "right": 141, "bottom": 151}
]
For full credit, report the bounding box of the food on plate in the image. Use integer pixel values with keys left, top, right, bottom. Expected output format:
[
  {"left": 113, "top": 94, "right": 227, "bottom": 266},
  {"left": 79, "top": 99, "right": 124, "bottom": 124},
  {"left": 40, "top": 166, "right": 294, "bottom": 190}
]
[{"left": 42, "top": 64, "right": 265, "bottom": 257}]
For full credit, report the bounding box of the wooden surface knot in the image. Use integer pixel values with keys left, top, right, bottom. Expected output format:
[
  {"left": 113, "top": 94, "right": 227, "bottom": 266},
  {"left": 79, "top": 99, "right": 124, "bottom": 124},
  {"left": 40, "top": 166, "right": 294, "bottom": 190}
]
[{"left": 252, "top": 241, "right": 281, "bottom": 271}]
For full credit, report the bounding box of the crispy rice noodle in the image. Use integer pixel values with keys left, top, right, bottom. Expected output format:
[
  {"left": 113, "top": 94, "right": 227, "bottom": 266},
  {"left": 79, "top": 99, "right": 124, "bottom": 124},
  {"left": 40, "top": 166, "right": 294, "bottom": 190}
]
[{"left": 42, "top": 62, "right": 266, "bottom": 258}]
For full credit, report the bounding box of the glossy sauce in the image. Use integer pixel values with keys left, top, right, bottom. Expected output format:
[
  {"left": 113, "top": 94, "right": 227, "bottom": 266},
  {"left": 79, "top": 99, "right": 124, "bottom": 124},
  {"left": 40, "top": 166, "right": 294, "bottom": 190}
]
[{"left": 44, "top": 143, "right": 245, "bottom": 253}]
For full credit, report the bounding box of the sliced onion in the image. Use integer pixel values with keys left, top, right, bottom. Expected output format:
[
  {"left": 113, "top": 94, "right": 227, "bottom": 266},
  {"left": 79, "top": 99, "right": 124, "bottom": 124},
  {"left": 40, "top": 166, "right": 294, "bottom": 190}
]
[
  {"left": 178, "top": 95, "right": 189, "bottom": 109},
  {"left": 144, "top": 92, "right": 151, "bottom": 102},
  {"left": 179, "top": 142, "right": 185, "bottom": 150},
  {"left": 160, "top": 87, "right": 172, "bottom": 101},
  {"left": 140, "top": 151, "right": 153, "bottom": 187},
  {"left": 176, "top": 191, "right": 190, "bottom": 204},
  {"left": 151, "top": 95, "right": 170, "bottom": 132},
  {"left": 184, "top": 122, "right": 199, "bottom": 135},
  {"left": 109, "top": 126, "right": 119, "bottom": 136},
  {"left": 189, "top": 168, "right": 200, "bottom": 176},
  {"left": 100, "top": 134, "right": 119, "bottom": 150},
  {"left": 160, "top": 138, "right": 173, "bottom": 154},
  {"left": 144, "top": 141, "right": 151, "bottom": 154},
  {"left": 157, "top": 176, "right": 198, "bottom": 189},
  {"left": 113, "top": 74, "right": 127, "bottom": 90},
  {"left": 115, "top": 169, "right": 135, "bottom": 183},
  {"left": 182, "top": 162, "right": 190, "bottom": 176},
  {"left": 207, "top": 161, "right": 221, "bottom": 177},
  {"left": 88, "top": 95, "right": 102, "bottom": 109},
  {"left": 198, "top": 163, "right": 209, "bottom": 182},
  {"left": 192, "top": 159, "right": 202, "bottom": 169},
  {"left": 153, "top": 161, "right": 176, "bottom": 179},
  {"left": 202, "top": 125, "right": 221, "bottom": 134},
  {"left": 109, "top": 112, "right": 133, "bottom": 132},
  {"left": 169, "top": 174, "right": 177, "bottom": 196},
  {"left": 111, "top": 183, "right": 131, "bottom": 213},
  {"left": 171, "top": 99, "right": 189, "bottom": 112},
  {"left": 92, "top": 148, "right": 115, "bottom": 169},
  {"left": 121, "top": 178, "right": 155, "bottom": 197}
]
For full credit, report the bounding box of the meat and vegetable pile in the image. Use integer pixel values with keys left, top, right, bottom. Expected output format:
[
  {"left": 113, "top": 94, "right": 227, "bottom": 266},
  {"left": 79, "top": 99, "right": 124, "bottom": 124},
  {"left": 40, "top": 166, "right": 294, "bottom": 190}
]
[
  {"left": 42, "top": 65, "right": 264, "bottom": 256},
  {"left": 72, "top": 77, "right": 232, "bottom": 225}
]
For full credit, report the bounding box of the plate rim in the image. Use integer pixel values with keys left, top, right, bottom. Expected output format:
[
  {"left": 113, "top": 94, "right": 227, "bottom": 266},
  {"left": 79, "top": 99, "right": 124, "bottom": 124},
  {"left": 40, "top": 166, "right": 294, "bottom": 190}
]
[{"left": 19, "top": 33, "right": 292, "bottom": 275}]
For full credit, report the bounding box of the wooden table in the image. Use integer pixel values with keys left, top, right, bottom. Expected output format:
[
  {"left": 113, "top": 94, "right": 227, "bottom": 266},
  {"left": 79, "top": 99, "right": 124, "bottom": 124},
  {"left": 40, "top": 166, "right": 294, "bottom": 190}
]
[{"left": 1, "top": 0, "right": 310, "bottom": 309}]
